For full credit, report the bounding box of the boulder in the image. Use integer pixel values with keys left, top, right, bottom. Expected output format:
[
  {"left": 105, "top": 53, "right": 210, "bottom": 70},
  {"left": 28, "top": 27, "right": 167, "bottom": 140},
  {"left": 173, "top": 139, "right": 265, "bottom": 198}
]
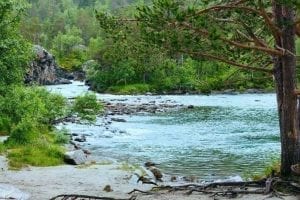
[
  {"left": 25, "top": 45, "right": 70, "bottom": 85},
  {"left": 64, "top": 150, "right": 87, "bottom": 165},
  {"left": 0, "top": 184, "right": 30, "bottom": 200}
]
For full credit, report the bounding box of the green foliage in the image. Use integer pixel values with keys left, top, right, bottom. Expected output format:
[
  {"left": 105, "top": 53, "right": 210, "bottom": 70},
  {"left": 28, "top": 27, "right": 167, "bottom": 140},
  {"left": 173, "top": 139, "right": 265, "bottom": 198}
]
[
  {"left": 52, "top": 27, "right": 87, "bottom": 71},
  {"left": 0, "top": 0, "right": 31, "bottom": 85},
  {"left": 72, "top": 93, "right": 103, "bottom": 121},
  {"left": 0, "top": 86, "right": 67, "bottom": 144},
  {"left": 53, "top": 128, "right": 70, "bottom": 144},
  {"left": 251, "top": 159, "right": 281, "bottom": 181},
  {"left": 22, "top": 0, "right": 274, "bottom": 94},
  {"left": 107, "top": 84, "right": 151, "bottom": 94},
  {"left": 7, "top": 144, "right": 64, "bottom": 169},
  {"left": 0, "top": 142, "right": 5, "bottom": 154}
]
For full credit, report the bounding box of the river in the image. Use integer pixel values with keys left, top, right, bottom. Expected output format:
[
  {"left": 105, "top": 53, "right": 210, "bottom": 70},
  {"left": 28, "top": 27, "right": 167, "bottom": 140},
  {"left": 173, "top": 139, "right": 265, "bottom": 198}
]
[{"left": 46, "top": 81, "right": 280, "bottom": 181}]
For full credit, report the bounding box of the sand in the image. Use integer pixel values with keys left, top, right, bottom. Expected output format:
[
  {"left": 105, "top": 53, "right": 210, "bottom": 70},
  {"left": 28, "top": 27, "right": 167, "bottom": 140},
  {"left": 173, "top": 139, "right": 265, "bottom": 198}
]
[{"left": 0, "top": 156, "right": 299, "bottom": 200}]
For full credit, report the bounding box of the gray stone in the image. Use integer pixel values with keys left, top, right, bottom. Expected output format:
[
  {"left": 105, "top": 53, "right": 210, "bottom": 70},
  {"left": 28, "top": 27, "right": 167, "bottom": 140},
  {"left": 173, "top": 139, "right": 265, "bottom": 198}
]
[
  {"left": 64, "top": 150, "right": 87, "bottom": 165},
  {"left": 25, "top": 45, "right": 71, "bottom": 85},
  {"left": 0, "top": 184, "right": 30, "bottom": 200},
  {"left": 56, "top": 78, "right": 72, "bottom": 84},
  {"left": 245, "top": 88, "right": 263, "bottom": 94},
  {"left": 111, "top": 118, "right": 126, "bottom": 122}
]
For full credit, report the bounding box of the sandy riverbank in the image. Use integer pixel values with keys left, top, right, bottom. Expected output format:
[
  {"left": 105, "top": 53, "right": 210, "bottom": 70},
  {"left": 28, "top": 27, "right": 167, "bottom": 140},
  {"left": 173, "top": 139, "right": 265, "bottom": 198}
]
[{"left": 0, "top": 156, "right": 299, "bottom": 200}]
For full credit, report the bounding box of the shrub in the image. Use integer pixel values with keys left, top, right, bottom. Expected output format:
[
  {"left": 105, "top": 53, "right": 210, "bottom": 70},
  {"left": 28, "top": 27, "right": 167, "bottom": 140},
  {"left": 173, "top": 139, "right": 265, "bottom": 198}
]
[
  {"left": 107, "top": 84, "right": 151, "bottom": 94},
  {"left": 54, "top": 128, "right": 70, "bottom": 144},
  {"left": 0, "top": 86, "right": 67, "bottom": 145},
  {"left": 72, "top": 93, "right": 103, "bottom": 121}
]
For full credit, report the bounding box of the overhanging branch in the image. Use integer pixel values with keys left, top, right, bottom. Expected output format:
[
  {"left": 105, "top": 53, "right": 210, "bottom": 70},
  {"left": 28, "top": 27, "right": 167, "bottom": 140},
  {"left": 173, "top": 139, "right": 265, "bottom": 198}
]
[
  {"left": 179, "top": 22, "right": 284, "bottom": 56},
  {"left": 258, "top": 0, "right": 281, "bottom": 42},
  {"left": 181, "top": 49, "right": 273, "bottom": 74}
]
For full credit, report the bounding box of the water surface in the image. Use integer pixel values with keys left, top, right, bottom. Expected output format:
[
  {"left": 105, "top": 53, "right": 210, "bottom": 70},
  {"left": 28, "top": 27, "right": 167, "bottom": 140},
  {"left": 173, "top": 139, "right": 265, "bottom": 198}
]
[{"left": 47, "top": 81, "right": 280, "bottom": 180}]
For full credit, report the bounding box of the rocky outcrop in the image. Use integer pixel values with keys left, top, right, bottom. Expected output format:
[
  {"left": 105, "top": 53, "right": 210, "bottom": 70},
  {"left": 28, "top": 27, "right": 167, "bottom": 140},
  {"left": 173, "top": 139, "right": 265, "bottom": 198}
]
[{"left": 25, "top": 45, "right": 71, "bottom": 85}]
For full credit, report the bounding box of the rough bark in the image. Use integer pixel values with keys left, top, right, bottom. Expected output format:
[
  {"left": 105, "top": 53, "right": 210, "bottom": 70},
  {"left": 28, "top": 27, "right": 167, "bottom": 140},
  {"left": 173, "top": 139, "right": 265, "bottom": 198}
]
[{"left": 273, "top": 1, "right": 300, "bottom": 176}]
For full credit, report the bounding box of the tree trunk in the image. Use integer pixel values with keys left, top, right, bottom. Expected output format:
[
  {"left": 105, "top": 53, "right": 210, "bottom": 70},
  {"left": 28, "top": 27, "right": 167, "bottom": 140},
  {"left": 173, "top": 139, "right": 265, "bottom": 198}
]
[{"left": 273, "top": 1, "right": 300, "bottom": 176}]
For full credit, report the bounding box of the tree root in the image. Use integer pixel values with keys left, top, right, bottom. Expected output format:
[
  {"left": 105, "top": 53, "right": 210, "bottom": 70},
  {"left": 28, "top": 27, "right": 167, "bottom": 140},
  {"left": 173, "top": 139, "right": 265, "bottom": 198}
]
[
  {"left": 128, "top": 189, "right": 153, "bottom": 195},
  {"left": 49, "top": 194, "right": 136, "bottom": 200},
  {"left": 50, "top": 178, "right": 299, "bottom": 199},
  {"left": 128, "top": 178, "right": 299, "bottom": 199}
]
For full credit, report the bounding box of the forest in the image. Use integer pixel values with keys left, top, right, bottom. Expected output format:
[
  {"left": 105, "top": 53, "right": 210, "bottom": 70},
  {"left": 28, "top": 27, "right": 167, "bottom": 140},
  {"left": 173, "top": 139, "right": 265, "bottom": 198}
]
[
  {"left": 0, "top": 0, "right": 300, "bottom": 199},
  {"left": 21, "top": 0, "right": 276, "bottom": 94}
]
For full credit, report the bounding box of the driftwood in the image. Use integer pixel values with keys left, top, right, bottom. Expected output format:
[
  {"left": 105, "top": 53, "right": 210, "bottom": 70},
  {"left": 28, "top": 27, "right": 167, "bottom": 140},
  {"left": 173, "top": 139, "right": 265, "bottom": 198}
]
[{"left": 49, "top": 194, "right": 136, "bottom": 200}]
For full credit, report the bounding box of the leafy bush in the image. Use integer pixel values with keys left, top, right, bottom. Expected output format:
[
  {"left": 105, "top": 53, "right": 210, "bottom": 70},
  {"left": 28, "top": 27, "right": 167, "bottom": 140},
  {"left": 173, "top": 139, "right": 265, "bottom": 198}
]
[
  {"left": 72, "top": 93, "right": 103, "bottom": 121},
  {"left": 107, "top": 84, "right": 152, "bottom": 94},
  {"left": 54, "top": 128, "right": 70, "bottom": 144},
  {"left": 0, "top": 86, "right": 67, "bottom": 145}
]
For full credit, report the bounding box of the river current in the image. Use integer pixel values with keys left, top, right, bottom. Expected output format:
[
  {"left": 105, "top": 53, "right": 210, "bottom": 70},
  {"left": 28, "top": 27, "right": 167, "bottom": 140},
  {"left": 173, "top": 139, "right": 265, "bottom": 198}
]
[{"left": 46, "top": 81, "right": 280, "bottom": 181}]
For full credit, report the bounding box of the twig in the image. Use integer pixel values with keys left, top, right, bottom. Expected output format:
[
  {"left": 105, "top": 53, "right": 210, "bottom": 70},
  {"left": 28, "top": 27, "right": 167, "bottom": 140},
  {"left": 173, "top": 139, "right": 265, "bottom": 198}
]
[
  {"left": 49, "top": 194, "right": 135, "bottom": 200},
  {"left": 128, "top": 189, "right": 153, "bottom": 195}
]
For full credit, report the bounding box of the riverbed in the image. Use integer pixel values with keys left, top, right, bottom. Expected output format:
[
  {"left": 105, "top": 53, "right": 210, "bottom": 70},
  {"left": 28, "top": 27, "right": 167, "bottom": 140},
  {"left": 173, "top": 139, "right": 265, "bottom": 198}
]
[{"left": 46, "top": 81, "right": 280, "bottom": 181}]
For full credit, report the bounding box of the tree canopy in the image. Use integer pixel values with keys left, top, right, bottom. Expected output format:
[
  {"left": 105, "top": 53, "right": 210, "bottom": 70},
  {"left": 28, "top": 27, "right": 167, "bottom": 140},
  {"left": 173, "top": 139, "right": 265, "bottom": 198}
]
[{"left": 0, "top": 0, "right": 30, "bottom": 86}]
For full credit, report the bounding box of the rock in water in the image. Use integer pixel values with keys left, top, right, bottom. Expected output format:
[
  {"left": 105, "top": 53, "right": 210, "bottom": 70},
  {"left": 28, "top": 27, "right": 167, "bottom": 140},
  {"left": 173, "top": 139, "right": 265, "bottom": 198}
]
[
  {"left": 0, "top": 184, "right": 30, "bottom": 200},
  {"left": 144, "top": 161, "right": 157, "bottom": 167},
  {"left": 64, "top": 150, "right": 87, "bottom": 165}
]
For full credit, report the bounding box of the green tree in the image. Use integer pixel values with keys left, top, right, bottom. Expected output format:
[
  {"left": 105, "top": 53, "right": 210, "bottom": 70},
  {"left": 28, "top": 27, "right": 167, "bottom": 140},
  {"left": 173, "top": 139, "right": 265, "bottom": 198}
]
[
  {"left": 0, "top": 0, "right": 30, "bottom": 86},
  {"left": 133, "top": 0, "right": 299, "bottom": 176},
  {"left": 51, "top": 26, "right": 86, "bottom": 71},
  {"left": 95, "top": 0, "right": 300, "bottom": 175}
]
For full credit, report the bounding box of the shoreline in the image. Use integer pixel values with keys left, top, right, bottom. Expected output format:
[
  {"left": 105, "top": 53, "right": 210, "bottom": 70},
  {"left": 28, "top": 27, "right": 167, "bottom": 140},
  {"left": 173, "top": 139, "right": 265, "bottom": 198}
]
[{"left": 1, "top": 156, "right": 299, "bottom": 200}]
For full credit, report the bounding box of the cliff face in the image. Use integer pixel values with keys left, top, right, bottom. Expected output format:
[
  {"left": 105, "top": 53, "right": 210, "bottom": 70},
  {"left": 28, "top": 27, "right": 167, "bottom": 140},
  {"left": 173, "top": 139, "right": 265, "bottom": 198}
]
[{"left": 25, "top": 45, "right": 71, "bottom": 85}]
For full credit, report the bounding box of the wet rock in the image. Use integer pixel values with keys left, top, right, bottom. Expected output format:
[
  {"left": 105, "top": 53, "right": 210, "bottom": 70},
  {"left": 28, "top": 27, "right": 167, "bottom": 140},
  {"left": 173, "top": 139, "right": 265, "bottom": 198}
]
[
  {"left": 82, "top": 149, "right": 91, "bottom": 155},
  {"left": 64, "top": 150, "right": 87, "bottom": 165},
  {"left": 187, "top": 105, "right": 194, "bottom": 109},
  {"left": 245, "top": 89, "right": 263, "bottom": 94},
  {"left": 144, "top": 161, "right": 157, "bottom": 167},
  {"left": 111, "top": 118, "right": 126, "bottom": 122},
  {"left": 74, "top": 135, "right": 86, "bottom": 143},
  {"left": 56, "top": 78, "right": 71, "bottom": 84},
  {"left": 145, "top": 92, "right": 152, "bottom": 96},
  {"left": 222, "top": 89, "right": 237, "bottom": 95},
  {"left": 183, "top": 176, "right": 197, "bottom": 182},
  {"left": 0, "top": 184, "right": 30, "bottom": 200},
  {"left": 171, "top": 176, "right": 177, "bottom": 182},
  {"left": 148, "top": 167, "right": 163, "bottom": 181},
  {"left": 103, "top": 185, "right": 113, "bottom": 192}
]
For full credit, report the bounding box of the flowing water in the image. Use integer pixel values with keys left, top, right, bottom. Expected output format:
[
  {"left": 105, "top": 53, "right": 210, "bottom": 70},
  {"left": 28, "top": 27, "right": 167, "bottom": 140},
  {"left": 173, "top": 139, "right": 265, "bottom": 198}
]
[{"left": 46, "top": 81, "right": 280, "bottom": 181}]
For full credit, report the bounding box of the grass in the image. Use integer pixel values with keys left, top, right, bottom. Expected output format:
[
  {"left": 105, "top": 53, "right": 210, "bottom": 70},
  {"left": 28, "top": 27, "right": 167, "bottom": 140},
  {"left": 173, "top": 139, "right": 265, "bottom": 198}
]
[
  {"left": 1, "top": 129, "right": 69, "bottom": 170},
  {"left": 116, "top": 162, "right": 142, "bottom": 172},
  {"left": 0, "top": 142, "right": 5, "bottom": 154},
  {"left": 249, "top": 160, "right": 281, "bottom": 181},
  {"left": 7, "top": 144, "right": 65, "bottom": 170},
  {"left": 106, "top": 84, "right": 152, "bottom": 94}
]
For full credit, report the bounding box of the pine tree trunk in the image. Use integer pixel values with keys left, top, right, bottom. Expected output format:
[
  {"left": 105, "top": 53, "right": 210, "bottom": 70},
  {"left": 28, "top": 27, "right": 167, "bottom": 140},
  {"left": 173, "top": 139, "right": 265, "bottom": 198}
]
[{"left": 273, "top": 1, "right": 300, "bottom": 176}]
